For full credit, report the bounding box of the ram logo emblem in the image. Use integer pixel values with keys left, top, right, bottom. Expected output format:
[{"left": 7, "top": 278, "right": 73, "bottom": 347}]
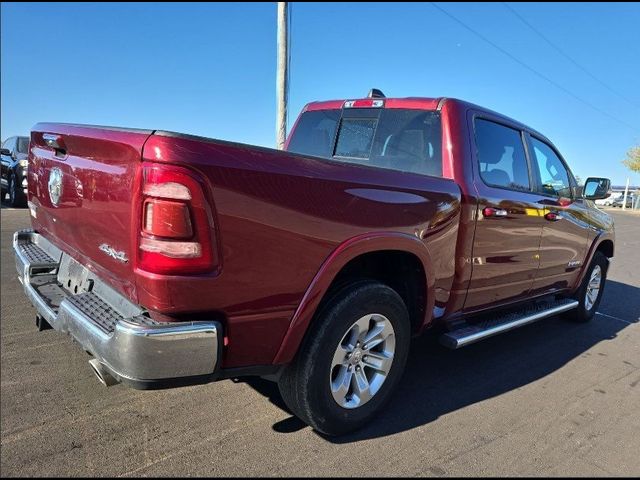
[{"left": 48, "top": 168, "right": 63, "bottom": 206}]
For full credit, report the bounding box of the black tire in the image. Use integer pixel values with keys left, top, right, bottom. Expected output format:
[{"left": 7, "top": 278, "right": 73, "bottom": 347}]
[
  {"left": 565, "top": 251, "right": 608, "bottom": 323},
  {"left": 9, "top": 172, "right": 27, "bottom": 208},
  {"left": 278, "top": 280, "right": 411, "bottom": 436}
]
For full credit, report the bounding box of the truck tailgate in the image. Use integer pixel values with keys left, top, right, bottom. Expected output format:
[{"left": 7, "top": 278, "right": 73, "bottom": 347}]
[{"left": 28, "top": 123, "right": 153, "bottom": 302}]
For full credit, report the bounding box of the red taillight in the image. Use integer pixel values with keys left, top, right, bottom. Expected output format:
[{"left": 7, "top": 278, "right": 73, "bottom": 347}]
[
  {"left": 138, "top": 163, "right": 216, "bottom": 275},
  {"left": 143, "top": 199, "right": 193, "bottom": 239}
]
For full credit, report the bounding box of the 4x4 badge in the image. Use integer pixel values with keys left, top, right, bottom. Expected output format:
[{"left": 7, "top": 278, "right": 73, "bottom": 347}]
[{"left": 99, "top": 244, "right": 129, "bottom": 263}]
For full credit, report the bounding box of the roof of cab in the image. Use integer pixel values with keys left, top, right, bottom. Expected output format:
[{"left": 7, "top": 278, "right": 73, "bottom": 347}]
[
  {"left": 304, "top": 97, "right": 443, "bottom": 112},
  {"left": 302, "top": 96, "right": 551, "bottom": 145}
]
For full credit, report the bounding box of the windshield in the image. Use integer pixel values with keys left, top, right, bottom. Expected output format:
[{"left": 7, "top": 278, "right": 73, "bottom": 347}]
[
  {"left": 17, "top": 137, "right": 29, "bottom": 154},
  {"left": 287, "top": 108, "right": 442, "bottom": 177}
]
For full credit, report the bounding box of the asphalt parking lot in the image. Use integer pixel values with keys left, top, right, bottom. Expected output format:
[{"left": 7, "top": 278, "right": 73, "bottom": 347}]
[{"left": 1, "top": 205, "right": 639, "bottom": 477}]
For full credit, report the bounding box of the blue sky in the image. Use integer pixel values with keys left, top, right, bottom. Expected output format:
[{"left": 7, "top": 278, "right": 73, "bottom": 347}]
[{"left": 2, "top": 2, "right": 639, "bottom": 185}]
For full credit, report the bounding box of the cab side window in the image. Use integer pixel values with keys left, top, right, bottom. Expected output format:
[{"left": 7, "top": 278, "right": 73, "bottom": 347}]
[
  {"left": 475, "top": 119, "right": 530, "bottom": 191},
  {"left": 530, "top": 137, "right": 572, "bottom": 198}
]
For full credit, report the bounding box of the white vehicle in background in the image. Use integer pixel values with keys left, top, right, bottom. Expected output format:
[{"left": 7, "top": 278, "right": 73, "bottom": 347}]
[
  {"left": 595, "top": 192, "right": 622, "bottom": 207},
  {"left": 612, "top": 193, "right": 635, "bottom": 209}
]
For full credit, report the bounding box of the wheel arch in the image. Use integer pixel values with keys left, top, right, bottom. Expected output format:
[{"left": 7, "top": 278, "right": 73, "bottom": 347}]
[
  {"left": 272, "top": 232, "right": 435, "bottom": 365},
  {"left": 596, "top": 239, "right": 614, "bottom": 259},
  {"left": 572, "top": 233, "right": 615, "bottom": 293}
]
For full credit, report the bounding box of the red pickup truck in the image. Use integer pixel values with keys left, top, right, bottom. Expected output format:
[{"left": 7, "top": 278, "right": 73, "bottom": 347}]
[{"left": 14, "top": 91, "right": 614, "bottom": 435}]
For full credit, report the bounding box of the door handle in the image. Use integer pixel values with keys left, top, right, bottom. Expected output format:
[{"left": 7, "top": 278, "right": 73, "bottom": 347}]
[
  {"left": 43, "top": 133, "right": 64, "bottom": 149},
  {"left": 544, "top": 211, "right": 562, "bottom": 221},
  {"left": 42, "top": 133, "right": 66, "bottom": 155},
  {"left": 482, "top": 207, "right": 508, "bottom": 218}
]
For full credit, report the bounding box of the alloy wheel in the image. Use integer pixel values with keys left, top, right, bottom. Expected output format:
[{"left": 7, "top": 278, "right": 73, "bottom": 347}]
[
  {"left": 585, "top": 264, "right": 602, "bottom": 311},
  {"left": 329, "top": 313, "right": 396, "bottom": 409}
]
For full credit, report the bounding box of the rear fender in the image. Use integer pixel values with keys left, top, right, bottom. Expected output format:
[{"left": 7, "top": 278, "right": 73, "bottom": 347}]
[{"left": 272, "top": 232, "right": 434, "bottom": 365}]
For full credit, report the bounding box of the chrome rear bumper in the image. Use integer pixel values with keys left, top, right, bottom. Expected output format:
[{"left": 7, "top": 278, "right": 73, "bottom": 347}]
[{"left": 13, "top": 230, "right": 221, "bottom": 388}]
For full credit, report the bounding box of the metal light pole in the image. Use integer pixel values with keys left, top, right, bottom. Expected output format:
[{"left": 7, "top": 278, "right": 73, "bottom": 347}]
[{"left": 276, "top": 2, "right": 289, "bottom": 150}]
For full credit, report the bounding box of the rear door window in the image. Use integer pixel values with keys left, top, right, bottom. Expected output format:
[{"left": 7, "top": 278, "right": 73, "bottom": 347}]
[{"left": 474, "top": 118, "right": 530, "bottom": 191}]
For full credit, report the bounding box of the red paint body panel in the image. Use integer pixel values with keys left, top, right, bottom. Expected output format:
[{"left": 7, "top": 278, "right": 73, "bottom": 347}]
[{"left": 27, "top": 97, "right": 614, "bottom": 371}]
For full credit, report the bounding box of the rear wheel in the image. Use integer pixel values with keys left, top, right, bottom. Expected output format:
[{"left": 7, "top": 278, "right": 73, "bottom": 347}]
[
  {"left": 565, "top": 251, "right": 608, "bottom": 323},
  {"left": 278, "top": 280, "right": 411, "bottom": 436}
]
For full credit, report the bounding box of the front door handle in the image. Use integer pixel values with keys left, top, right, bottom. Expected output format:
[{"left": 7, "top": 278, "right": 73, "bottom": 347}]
[{"left": 544, "top": 211, "right": 562, "bottom": 221}]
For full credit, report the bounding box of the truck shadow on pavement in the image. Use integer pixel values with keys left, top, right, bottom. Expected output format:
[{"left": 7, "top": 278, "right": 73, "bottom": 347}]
[{"left": 243, "top": 279, "right": 639, "bottom": 442}]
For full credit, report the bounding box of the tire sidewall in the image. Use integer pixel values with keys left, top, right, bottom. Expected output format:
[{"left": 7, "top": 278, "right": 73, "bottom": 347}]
[
  {"left": 301, "top": 282, "right": 410, "bottom": 434},
  {"left": 9, "top": 173, "right": 17, "bottom": 205},
  {"left": 573, "top": 252, "right": 608, "bottom": 321}
]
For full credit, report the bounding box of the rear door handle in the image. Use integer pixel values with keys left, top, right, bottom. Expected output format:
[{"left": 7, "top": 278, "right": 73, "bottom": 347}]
[
  {"left": 482, "top": 207, "right": 509, "bottom": 218},
  {"left": 544, "top": 211, "right": 562, "bottom": 221},
  {"left": 482, "top": 207, "right": 508, "bottom": 218}
]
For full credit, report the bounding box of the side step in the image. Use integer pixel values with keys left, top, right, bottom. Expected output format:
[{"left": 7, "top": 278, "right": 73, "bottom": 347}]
[{"left": 440, "top": 298, "right": 579, "bottom": 349}]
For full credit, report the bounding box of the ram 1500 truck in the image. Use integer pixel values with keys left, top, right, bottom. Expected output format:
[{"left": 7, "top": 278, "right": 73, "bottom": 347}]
[{"left": 14, "top": 91, "right": 614, "bottom": 435}]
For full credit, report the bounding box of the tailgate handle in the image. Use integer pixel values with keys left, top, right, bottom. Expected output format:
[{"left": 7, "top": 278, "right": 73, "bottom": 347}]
[{"left": 42, "top": 133, "right": 66, "bottom": 152}]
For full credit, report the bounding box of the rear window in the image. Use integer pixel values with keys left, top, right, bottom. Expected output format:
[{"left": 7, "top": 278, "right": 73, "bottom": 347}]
[
  {"left": 287, "top": 110, "right": 341, "bottom": 159},
  {"left": 287, "top": 108, "right": 442, "bottom": 176}
]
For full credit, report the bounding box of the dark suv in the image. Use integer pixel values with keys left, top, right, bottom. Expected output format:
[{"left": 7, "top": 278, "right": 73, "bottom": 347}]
[{"left": 1, "top": 135, "right": 30, "bottom": 207}]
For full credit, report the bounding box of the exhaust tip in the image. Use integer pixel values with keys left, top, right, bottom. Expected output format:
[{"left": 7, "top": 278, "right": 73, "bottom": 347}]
[{"left": 88, "top": 359, "right": 119, "bottom": 387}]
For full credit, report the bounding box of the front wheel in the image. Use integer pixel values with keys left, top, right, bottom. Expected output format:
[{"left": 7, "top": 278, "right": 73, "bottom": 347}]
[
  {"left": 278, "top": 280, "right": 411, "bottom": 436},
  {"left": 565, "top": 251, "right": 608, "bottom": 323}
]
